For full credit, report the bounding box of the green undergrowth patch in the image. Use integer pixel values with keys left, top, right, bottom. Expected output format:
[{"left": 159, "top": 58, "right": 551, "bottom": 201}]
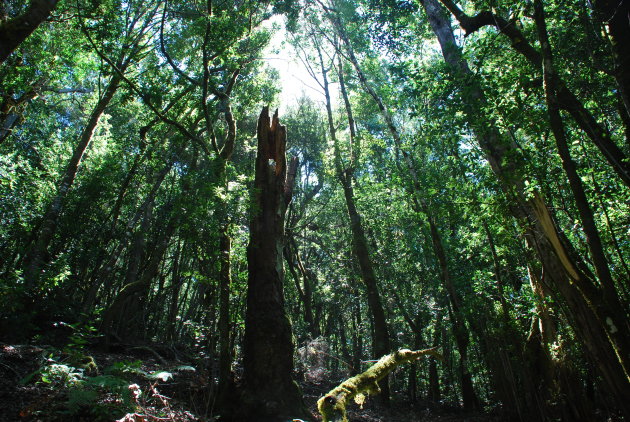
[{"left": 20, "top": 347, "right": 196, "bottom": 421}]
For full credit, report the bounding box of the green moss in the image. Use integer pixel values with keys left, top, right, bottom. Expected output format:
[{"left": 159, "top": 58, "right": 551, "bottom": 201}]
[{"left": 317, "top": 348, "right": 442, "bottom": 422}]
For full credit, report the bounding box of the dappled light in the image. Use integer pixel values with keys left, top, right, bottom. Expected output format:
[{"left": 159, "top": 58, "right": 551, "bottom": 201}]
[{"left": 1, "top": 0, "right": 629, "bottom": 421}]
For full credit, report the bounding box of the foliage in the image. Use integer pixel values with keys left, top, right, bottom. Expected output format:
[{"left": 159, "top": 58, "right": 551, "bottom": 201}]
[{"left": 1, "top": 0, "right": 629, "bottom": 419}]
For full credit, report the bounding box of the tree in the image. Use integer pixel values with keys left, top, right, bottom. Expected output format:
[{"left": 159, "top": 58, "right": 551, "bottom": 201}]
[
  {"left": 322, "top": 1, "right": 480, "bottom": 407},
  {"left": 21, "top": 2, "right": 157, "bottom": 312},
  {"left": 238, "top": 107, "right": 309, "bottom": 421},
  {"left": 419, "top": 0, "right": 630, "bottom": 414},
  {"left": 0, "top": 0, "right": 61, "bottom": 63}
]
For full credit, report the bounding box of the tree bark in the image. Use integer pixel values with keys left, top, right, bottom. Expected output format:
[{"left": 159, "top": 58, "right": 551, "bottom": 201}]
[
  {"left": 421, "top": 0, "right": 630, "bottom": 415},
  {"left": 210, "top": 98, "right": 238, "bottom": 391},
  {"left": 339, "top": 177, "right": 391, "bottom": 364},
  {"left": 166, "top": 240, "right": 183, "bottom": 342},
  {"left": 0, "top": 0, "right": 61, "bottom": 63},
  {"left": 285, "top": 236, "right": 319, "bottom": 338},
  {"left": 101, "top": 204, "right": 177, "bottom": 342},
  {"left": 351, "top": 294, "right": 363, "bottom": 375},
  {"left": 0, "top": 79, "right": 45, "bottom": 144},
  {"left": 80, "top": 157, "right": 172, "bottom": 316},
  {"left": 239, "top": 107, "right": 309, "bottom": 421},
  {"left": 315, "top": 40, "right": 391, "bottom": 401},
  {"left": 428, "top": 312, "right": 442, "bottom": 403}
]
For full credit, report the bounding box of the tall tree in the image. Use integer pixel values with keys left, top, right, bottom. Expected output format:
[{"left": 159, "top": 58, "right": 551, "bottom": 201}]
[
  {"left": 418, "top": 0, "right": 630, "bottom": 414},
  {"left": 238, "top": 107, "right": 309, "bottom": 421},
  {"left": 309, "top": 29, "right": 392, "bottom": 401}
]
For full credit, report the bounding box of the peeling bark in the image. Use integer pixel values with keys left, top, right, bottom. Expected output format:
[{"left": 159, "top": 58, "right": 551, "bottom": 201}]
[{"left": 422, "top": 0, "right": 630, "bottom": 414}]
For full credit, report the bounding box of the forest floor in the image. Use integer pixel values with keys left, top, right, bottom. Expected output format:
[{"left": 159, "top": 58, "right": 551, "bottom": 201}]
[{"left": 1, "top": 343, "right": 501, "bottom": 422}]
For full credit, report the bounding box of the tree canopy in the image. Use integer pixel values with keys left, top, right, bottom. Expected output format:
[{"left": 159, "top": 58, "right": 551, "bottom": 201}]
[{"left": 1, "top": 0, "right": 628, "bottom": 421}]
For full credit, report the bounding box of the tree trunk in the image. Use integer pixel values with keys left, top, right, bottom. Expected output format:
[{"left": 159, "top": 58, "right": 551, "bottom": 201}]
[
  {"left": 329, "top": 12, "right": 477, "bottom": 407},
  {"left": 351, "top": 295, "right": 363, "bottom": 375},
  {"left": 339, "top": 178, "right": 391, "bottom": 366},
  {"left": 212, "top": 99, "right": 238, "bottom": 392},
  {"left": 428, "top": 312, "right": 442, "bottom": 403},
  {"left": 316, "top": 41, "right": 391, "bottom": 401},
  {"left": 285, "top": 235, "right": 320, "bottom": 338},
  {"left": 22, "top": 72, "right": 122, "bottom": 291},
  {"left": 318, "top": 348, "right": 441, "bottom": 422},
  {"left": 238, "top": 107, "right": 309, "bottom": 421},
  {"left": 534, "top": 0, "right": 616, "bottom": 306},
  {"left": 0, "top": 79, "right": 45, "bottom": 143},
  {"left": 101, "top": 202, "right": 177, "bottom": 342},
  {"left": 426, "top": 213, "right": 479, "bottom": 410},
  {"left": 81, "top": 159, "right": 173, "bottom": 315},
  {"left": 592, "top": 0, "right": 630, "bottom": 119},
  {"left": 422, "top": 0, "right": 630, "bottom": 415},
  {"left": 526, "top": 263, "right": 593, "bottom": 420},
  {"left": 166, "top": 240, "right": 183, "bottom": 342},
  {"left": 0, "top": 0, "right": 61, "bottom": 63},
  {"left": 217, "top": 222, "right": 232, "bottom": 389}
]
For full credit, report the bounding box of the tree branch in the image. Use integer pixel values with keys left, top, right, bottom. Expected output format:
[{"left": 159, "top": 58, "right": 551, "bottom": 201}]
[{"left": 436, "top": 0, "right": 630, "bottom": 187}]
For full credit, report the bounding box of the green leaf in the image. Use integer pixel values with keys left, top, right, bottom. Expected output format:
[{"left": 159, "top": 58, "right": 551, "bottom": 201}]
[{"left": 149, "top": 371, "right": 173, "bottom": 381}]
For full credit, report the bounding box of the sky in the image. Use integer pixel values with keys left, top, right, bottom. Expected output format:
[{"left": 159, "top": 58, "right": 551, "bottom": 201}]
[{"left": 261, "top": 15, "right": 332, "bottom": 114}]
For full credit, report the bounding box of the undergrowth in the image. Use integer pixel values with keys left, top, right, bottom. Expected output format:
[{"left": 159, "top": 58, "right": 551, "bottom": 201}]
[{"left": 19, "top": 321, "right": 195, "bottom": 421}]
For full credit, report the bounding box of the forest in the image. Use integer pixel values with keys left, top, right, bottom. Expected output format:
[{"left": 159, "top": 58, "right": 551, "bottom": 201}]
[{"left": 0, "top": 0, "right": 629, "bottom": 421}]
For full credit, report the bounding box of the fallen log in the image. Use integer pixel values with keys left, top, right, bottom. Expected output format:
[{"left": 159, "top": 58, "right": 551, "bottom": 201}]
[{"left": 317, "top": 347, "right": 442, "bottom": 422}]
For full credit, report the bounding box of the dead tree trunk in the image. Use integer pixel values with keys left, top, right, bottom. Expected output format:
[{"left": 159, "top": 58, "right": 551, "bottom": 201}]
[{"left": 238, "top": 107, "right": 309, "bottom": 421}]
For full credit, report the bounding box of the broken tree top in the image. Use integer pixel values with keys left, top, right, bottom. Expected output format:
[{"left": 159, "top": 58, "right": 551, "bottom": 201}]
[{"left": 257, "top": 106, "right": 287, "bottom": 176}]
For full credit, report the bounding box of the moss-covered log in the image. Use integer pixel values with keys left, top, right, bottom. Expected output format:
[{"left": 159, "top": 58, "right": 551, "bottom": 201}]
[{"left": 317, "top": 348, "right": 442, "bottom": 422}]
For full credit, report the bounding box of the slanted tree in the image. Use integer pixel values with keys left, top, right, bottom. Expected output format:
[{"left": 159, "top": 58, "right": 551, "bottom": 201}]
[
  {"left": 419, "top": 0, "right": 630, "bottom": 414},
  {"left": 0, "top": 0, "right": 61, "bottom": 63},
  {"left": 20, "top": 4, "right": 156, "bottom": 318},
  {"left": 435, "top": 0, "right": 630, "bottom": 187}
]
